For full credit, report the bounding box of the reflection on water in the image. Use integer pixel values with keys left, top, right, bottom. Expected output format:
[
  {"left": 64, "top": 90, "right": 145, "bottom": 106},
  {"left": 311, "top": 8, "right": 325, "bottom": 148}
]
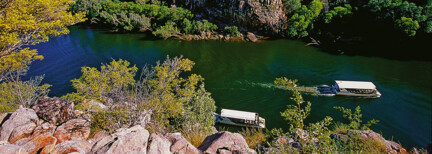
[{"left": 26, "top": 26, "right": 432, "bottom": 148}]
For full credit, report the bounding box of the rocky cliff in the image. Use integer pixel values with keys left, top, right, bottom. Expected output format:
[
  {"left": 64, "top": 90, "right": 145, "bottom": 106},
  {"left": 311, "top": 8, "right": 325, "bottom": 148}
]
[
  {"left": 0, "top": 98, "right": 255, "bottom": 154},
  {"left": 0, "top": 97, "right": 426, "bottom": 154},
  {"left": 175, "top": 0, "right": 287, "bottom": 35}
]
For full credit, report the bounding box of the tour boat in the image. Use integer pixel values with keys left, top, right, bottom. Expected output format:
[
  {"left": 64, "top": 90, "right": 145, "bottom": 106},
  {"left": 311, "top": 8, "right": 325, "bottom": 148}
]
[
  {"left": 317, "top": 80, "right": 381, "bottom": 98},
  {"left": 215, "top": 109, "right": 265, "bottom": 128}
]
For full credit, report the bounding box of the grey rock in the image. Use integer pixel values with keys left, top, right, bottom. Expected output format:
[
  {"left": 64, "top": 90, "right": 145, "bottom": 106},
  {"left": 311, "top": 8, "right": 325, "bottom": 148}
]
[
  {"left": 198, "top": 131, "right": 255, "bottom": 154},
  {"left": 167, "top": 133, "right": 200, "bottom": 154},
  {"left": 0, "top": 107, "right": 38, "bottom": 142},
  {"left": 148, "top": 133, "right": 171, "bottom": 154},
  {"left": 0, "top": 143, "right": 28, "bottom": 154},
  {"left": 90, "top": 125, "right": 149, "bottom": 154},
  {"left": 54, "top": 139, "right": 92, "bottom": 154}
]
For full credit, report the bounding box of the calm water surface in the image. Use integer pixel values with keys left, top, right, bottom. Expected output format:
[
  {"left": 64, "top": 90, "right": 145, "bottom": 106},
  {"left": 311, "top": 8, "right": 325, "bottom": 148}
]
[{"left": 26, "top": 26, "right": 432, "bottom": 148}]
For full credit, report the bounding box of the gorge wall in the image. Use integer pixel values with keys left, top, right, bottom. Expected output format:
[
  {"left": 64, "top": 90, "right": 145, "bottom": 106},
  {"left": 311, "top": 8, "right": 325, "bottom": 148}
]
[{"left": 175, "top": 0, "right": 287, "bottom": 35}]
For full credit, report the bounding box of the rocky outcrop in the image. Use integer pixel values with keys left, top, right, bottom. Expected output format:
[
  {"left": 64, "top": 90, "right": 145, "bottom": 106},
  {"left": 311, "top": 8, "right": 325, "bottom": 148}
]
[
  {"left": 53, "top": 139, "right": 92, "bottom": 153},
  {"left": 0, "top": 143, "right": 28, "bottom": 154},
  {"left": 148, "top": 133, "right": 171, "bottom": 154},
  {"left": 0, "top": 107, "right": 39, "bottom": 142},
  {"left": 175, "top": 0, "right": 287, "bottom": 35},
  {"left": 90, "top": 125, "right": 150, "bottom": 153},
  {"left": 198, "top": 131, "right": 256, "bottom": 154},
  {"left": 167, "top": 133, "right": 201, "bottom": 154},
  {"left": 32, "top": 97, "right": 76, "bottom": 125},
  {"left": 53, "top": 118, "right": 90, "bottom": 143}
]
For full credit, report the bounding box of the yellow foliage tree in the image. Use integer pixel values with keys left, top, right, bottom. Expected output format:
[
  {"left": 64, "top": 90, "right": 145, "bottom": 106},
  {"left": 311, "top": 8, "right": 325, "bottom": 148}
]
[{"left": 0, "top": 0, "right": 86, "bottom": 56}]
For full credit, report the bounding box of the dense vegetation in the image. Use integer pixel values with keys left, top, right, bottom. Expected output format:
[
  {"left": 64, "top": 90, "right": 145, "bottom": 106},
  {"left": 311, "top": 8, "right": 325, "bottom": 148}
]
[{"left": 70, "top": 0, "right": 239, "bottom": 39}]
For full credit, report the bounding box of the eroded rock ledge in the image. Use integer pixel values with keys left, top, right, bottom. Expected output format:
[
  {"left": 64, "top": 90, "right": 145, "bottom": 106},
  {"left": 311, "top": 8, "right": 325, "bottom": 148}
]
[{"left": 0, "top": 97, "right": 254, "bottom": 154}]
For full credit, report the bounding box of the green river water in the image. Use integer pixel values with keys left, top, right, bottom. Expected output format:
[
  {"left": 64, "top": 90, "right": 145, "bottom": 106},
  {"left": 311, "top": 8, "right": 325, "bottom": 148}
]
[{"left": 26, "top": 26, "right": 432, "bottom": 148}]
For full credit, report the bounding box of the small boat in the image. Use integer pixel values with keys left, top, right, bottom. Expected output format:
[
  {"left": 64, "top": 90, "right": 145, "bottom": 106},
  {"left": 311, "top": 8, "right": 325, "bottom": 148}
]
[
  {"left": 333, "top": 80, "right": 381, "bottom": 98},
  {"left": 215, "top": 109, "right": 265, "bottom": 128},
  {"left": 317, "top": 80, "right": 381, "bottom": 98}
]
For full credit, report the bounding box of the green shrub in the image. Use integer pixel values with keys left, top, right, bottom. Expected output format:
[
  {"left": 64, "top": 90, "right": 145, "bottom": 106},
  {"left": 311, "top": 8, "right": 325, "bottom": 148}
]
[{"left": 224, "top": 26, "right": 242, "bottom": 37}]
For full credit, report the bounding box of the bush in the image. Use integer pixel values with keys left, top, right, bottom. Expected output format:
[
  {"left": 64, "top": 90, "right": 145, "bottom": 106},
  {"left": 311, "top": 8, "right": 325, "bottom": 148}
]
[{"left": 224, "top": 26, "right": 242, "bottom": 37}]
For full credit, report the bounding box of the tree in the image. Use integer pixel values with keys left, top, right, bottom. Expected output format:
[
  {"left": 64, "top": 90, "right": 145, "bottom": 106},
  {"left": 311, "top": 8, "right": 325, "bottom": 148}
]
[
  {"left": 286, "top": 0, "right": 323, "bottom": 38},
  {"left": 0, "top": 0, "right": 85, "bottom": 113},
  {"left": 395, "top": 16, "right": 420, "bottom": 36},
  {"left": 0, "top": 0, "right": 86, "bottom": 56}
]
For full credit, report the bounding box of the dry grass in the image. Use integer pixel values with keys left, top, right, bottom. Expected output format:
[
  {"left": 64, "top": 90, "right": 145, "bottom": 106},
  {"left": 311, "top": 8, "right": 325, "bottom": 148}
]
[
  {"left": 332, "top": 122, "right": 350, "bottom": 134},
  {"left": 181, "top": 126, "right": 209, "bottom": 147},
  {"left": 239, "top": 127, "right": 266, "bottom": 149}
]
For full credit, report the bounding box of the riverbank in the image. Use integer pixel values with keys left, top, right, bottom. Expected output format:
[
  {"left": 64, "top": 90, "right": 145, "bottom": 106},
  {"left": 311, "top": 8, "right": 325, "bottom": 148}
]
[{"left": 1, "top": 98, "right": 429, "bottom": 153}]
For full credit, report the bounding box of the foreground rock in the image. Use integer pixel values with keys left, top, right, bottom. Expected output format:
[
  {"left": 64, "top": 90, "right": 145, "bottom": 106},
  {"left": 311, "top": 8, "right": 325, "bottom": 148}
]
[
  {"left": 53, "top": 118, "right": 90, "bottom": 143},
  {"left": 53, "top": 139, "right": 91, "bottom": 153},
  {"left": 167, "top": 133, "right": 200, "bottom": 154},
  {"left": 90, "top": 125, "right": 150, "bottom": 153},
  {"left": 0, "top": 107, "right": 38, "bottom": 142},
  {"left": 198, "top": 131, "right": 256, "bottom": 154},
  {"left": 32, "top": 97, "right": 75, "bottom": 125},
  {"left": 0, "top": 143, "right": 28, "bottom": 154},
  {"left": 148, "top": 133, "right": 171, "bottom": 154}
]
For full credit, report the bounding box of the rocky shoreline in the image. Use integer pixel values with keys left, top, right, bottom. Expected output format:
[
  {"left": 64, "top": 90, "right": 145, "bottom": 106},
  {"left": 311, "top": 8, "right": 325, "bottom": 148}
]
[{"left": 0, "top": 97, "right": 429, "bottom": 154}]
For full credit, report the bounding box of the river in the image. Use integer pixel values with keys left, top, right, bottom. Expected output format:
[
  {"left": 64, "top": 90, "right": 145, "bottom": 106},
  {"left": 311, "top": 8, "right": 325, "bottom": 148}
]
[{"left": 25, "top": 26, "right": 432, "bottom": 148}]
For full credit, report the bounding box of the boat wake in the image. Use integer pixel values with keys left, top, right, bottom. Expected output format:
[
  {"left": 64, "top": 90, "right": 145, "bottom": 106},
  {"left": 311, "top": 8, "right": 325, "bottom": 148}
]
[{"left": 235, "top": 81, "right": 318, "bottom": 94}]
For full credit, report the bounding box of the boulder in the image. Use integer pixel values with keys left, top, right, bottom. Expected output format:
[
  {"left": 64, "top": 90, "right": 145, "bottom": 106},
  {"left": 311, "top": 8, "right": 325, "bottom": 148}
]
[
  {"left": 32, "top": 97, "right": 75, "bottom": 125},
  {"left": 90, "top": 125, "right": 149, "bottom": 154},
  {"left": 198, "top": 131, "right": 256, "bottom": 154},
  {"left": 166, "top": 133, "right": 200, "bottom": 154},
  {"left": 14, "top": 122, "right": 56, "bottom": 146},
  {"left": 8, "top": 122, "right": 37, "bottom": 144},
  {"left": 0, "top": 143, "right": 28, "bottom": 154},
  {"left": 54, "top": 139, "right": 91, "bottom": 154},
  {"left": 53, "top": 118, "right": 90, "bottom": 143},
  {"left": 88, "top": 130, "right": 109, "bottom": 145},
  {"left": 21, "top": 135, "right": 57, "bottom": 154},
  {"left": 147, "top": 133, "right": 171, "bottom": 154},
  {"left": 0, "top": 107, "right": 38, "bottom": 142},
  {"left": 247, "top": 32, "right": 258, "bottom": 42}
]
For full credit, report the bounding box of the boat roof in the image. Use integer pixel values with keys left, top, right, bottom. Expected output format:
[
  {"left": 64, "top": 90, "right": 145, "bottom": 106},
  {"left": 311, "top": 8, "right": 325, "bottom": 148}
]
[
  {"left": 335, "top": 80, "right": 377, "bottom": 89},
  {"left": 221, "top": 109, "right": 257, "bottom": 121}
]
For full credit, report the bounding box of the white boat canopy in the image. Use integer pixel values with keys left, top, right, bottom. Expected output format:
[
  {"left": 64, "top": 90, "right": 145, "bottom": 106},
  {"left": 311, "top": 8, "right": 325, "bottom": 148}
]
[
  {"left": 335, "top": 80, "right": 377, "bottom": 89},
  {"left": 221, "top": 109, "right": 257, "bottom": 121}
]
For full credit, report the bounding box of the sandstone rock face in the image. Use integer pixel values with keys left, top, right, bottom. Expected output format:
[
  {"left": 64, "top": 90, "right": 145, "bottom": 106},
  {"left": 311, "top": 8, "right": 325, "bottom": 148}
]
[
  {"left": 167, "top": 133, "right": 200, "bottom": 154},
  {"left": 32, "top": 97, "right": 75, "bottom": 125},
  {"left": 148, "top": 133, "right": 171, "bottom": 154},
  {"left": 54, "top": 139, "right": 91, "bottom": 154},
  {"left": 176, "top": 0, "right": 287, "bottom": 35},
  {"left": 90, "top": 125, "right": 150, "bottom": 154},
  {"left": 14, "top": 122, "right": 56, "bottom": 146},
  {"left": 0, "top": 107, "right": 38, "bottom": 142},
  {"left": 0, "top": 143, "right": 28, "bottom": 154},
  {"left": 21, "top": 135, "right": 57, "bottom": 154},
  {"left": 53, "top": 118, "right": 90, "bottom": 143},
  {"left": 198, "top": 131, "right": 256, "bottom": 154}
]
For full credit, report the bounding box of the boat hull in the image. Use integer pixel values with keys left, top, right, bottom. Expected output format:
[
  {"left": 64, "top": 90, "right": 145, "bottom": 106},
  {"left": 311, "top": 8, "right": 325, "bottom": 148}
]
[{"left": 216, "top": 116, "right": 265, "bottom": 129}]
